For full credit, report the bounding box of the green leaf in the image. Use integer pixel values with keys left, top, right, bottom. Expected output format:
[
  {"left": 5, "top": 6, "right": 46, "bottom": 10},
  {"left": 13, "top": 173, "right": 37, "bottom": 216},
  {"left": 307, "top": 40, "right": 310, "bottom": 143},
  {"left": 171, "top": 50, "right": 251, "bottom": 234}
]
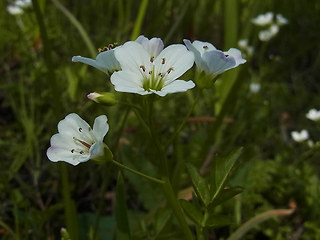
[
  {"left": 154, "top": 208, "right": 172, "bottom": 237},
  {"left": 206, "top": 214, "right": 233, "bottom": 228},
  {"left": 210, "top": 148, "right": 243, "bottom": 204},
  {"left": 115, "top": 172, "right": 131, "bottom": 240},
  {"left": 180, "top": 199, "right": 203, "bottom": 225},
  {"left": 186, "top": 163, "right": 210, "bottom": 206},
  {"left": 210, "top": 186, "right": 243, "bottom": 208}
]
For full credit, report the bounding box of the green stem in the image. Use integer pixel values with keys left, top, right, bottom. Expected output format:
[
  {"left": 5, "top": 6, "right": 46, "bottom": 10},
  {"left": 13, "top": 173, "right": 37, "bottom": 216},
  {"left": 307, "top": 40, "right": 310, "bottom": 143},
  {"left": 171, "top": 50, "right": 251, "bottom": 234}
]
[
  {"left": 165, "top": 90, "right": 200, "bottom": 150},
  {"left": 60, "top": 163, "right": 78, "bottom": 240},
  {"left": 161, "top": 175, "right": 195, "bottom": 240},
  {"left": 145, "top": 99, "right": 194, "bottom": 240},
  {"left": 112, "top": 160, "right": 164, "bottom": 184}
]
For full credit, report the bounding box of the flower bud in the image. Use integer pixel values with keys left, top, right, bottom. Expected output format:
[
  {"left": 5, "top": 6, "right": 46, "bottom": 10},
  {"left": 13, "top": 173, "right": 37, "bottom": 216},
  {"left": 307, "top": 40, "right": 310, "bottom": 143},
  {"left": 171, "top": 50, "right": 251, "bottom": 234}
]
[{"left": 87, "top": 92, "right": 118, "bottom": 106}]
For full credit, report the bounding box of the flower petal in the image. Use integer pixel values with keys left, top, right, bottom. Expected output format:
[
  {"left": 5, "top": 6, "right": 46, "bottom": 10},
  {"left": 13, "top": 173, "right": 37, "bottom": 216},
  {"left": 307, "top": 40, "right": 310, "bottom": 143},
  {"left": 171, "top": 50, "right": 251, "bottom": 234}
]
[
  {"left": 58, "top": 113, "right": 93, "bottom": 139},
  {"left": 160, "top": 80, "right": 195, "bottom": 95},
  {"left": 89, "top": 142, "right": 104, "bottom": 159},
  {"left": 154, "top": 44, "right": 194, "bottom": 83},
  {"left": 224, "top": 48, "right": 246, "bottom": 66},
  {"left": 202, "top": 50, "right": 237, "bottom": 75},
  {"left": 111, "top": 71, "right": 147, "bottom": 94},
  {"left": 114, "top": 41, "right": 152, "bottom": 75},
  {"left": 92, "top": 115, "right": 109, "bottom": 142},
  {"left": 135, "top": 35, "right": 164, "bottom": 57},
  {"left": 47, "top": 146, "right": 89, "bottom": 166},
  {"left": 72, "top": 49, "right": 120, "bottom": 73},
  {"left": 183, "top": 39, "right": 209, "bottom": 72}
]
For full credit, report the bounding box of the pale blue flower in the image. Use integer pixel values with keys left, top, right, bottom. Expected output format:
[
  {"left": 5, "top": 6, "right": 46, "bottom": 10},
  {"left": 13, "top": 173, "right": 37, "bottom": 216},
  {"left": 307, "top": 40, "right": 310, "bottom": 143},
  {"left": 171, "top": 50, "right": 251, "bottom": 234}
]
[{"left": 183, "top": 39, "right": 246, "bottom": 76}]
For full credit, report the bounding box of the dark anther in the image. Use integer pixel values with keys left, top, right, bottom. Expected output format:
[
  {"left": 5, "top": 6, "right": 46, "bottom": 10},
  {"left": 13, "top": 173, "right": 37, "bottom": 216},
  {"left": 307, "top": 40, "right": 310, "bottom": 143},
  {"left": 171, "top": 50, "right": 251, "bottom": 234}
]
[
  {"left": 162, "top": 58, "right": 166, "bottom": 64},
  {"left": 71, "top": 149, "right": 75, "bottom": 153},
  {"left": 225, "top": 54, "right": 229, "bottom": 57},
  {"left": 150, "top": 56, "right": 154, "bottom": 63},
  {"left": 80, "top": 151, "right": 84, "bottom": 154},
  {"left": 203, "top": 46, "right": 209, "bottom": 50},
  {"left": 79, "top": 127, "right": 82, "bottom": 132},
  {"left": 140, "top": 65, "right": 146, "bottom": 72},
  {"left": 149, "top": 70, "right": 153, "bottom": 75}
]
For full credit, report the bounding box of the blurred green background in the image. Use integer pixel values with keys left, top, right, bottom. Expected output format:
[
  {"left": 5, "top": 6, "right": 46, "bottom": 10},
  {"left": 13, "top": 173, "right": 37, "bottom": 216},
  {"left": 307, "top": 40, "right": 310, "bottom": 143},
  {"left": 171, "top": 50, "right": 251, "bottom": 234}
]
[{"left": 1, "top": 0, "right": 320, "bottom": 239}]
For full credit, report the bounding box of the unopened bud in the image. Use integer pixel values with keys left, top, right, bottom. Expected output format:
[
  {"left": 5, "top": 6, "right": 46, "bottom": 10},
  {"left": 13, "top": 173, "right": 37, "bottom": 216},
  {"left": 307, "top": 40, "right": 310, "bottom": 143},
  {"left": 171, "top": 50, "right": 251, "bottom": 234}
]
[{"left": 87, "top": 92, "right": 118, "bottom": 106}]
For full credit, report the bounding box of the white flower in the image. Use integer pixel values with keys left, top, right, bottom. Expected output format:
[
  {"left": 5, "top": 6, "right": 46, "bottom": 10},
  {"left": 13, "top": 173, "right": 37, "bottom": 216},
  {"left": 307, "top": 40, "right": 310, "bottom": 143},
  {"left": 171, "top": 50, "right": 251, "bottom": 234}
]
[
  {"left": 183, "top": 39, "right": 246, "bottom": 76},
  {"left": 7, "top": 5, "right": 23, "bottom": 15},
  {"left": 276, "top": 14, "right": 288, "bottom": 25},
  {"left": 258, "top": 29, "right": 273, "bottom": 41},
  {"left": 252, "top": 12, "right": 274, "bottom": 26},
  {"left": 306, "top": 109, "right": 320, "bottom": 121},
  {"left": 249, "top": 82, "right": 261, "bottom": 93},
  {"left": 269, "top": 24, "right": 279, "bottom": 35},
  {"left": 72, "top": 35, "right": 164, "bottom": 75},
  {"left": 110, "top": 41, "right": 195, "bottom": 96},
  {"left": 238, "top": 39, "right": 249, "bottom": 49},
  {"left": 15, "top": 0, "right": 32, "bottom": 8},
  {"left": 72, "top": 46, "right": 121, "bottom": 74},
  {"left": 291, "top": 130, "right": 309, "bottom": 142},
  {"left": 47, "top": 113, "right": 109, "bottom": 166}
]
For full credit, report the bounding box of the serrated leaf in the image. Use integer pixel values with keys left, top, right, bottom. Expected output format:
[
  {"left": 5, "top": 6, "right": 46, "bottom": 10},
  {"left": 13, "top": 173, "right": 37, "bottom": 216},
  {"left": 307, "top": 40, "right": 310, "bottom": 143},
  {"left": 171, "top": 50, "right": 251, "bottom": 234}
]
[
  {"left": 186, "top": 163, "right": 210, "bottom": 206},
  {"left": 206, "top": 214, "right": 233, "bottom": 228},
  {"left": 180, "top": 199, "right": 203, "bottom": 225},
  {"left": 210, "top": 148, "right": 243, "bottom": 204}
]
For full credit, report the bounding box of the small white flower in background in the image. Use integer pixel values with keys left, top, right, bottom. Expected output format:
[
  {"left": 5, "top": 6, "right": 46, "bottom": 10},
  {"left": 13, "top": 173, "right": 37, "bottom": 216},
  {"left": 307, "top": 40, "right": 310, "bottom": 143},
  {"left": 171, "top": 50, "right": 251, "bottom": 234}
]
[
  {"left": 238, "top": 39, "right": 249, "bottom": 49},
  {"left": 72, "top": 44, "right": 121, "bottom": 74},
  {"left": 249, "top": 82, "right": 261, "bottom": 93},
  {"left": 47, "top": 113, "right": 109, "bottom": 166},
  {"left": 258, "top": 29, "right": 273, "bottom": 41},
  {"left": 276, "top": 14, "right": 288, "bottom": 25},
  {"left": 7, "top": 5, "right": 23, "bottom": 15},
  {"left": 110, "top": 40, "right": 195, "bottom": 96},
  {"left": 291, "top": 130, "right": 309, "bottom": 142},
  {"left": 258, "top": 24, "right": 280, "bottom": 42},
  {"left": 251, "top": 12, "right": 274, "bottom": 26},
  {"left": 238, "top": 39, "right": 254, "bottom": 56},
  {"left": 306, "top": 109, "right": 320, "bottom": 121},
  {"left": 252, "top": 12, "right": 288, "bottom": 42},
  {"left": 7, "top": 0, "right": 31, "bottom": 15},
  {"left": 184, "top": 39, "right": 246, "bottom": 76}
]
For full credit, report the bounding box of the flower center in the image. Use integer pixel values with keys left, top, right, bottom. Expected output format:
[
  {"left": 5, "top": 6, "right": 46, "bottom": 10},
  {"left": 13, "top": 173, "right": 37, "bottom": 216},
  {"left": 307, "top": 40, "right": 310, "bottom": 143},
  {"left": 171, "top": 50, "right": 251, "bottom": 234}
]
[
  {"left": 70, "top": 127, "right": 96, "bottom": 155},
  {"left": 140, "top": 57, "right": 174, "bottom": 92}
]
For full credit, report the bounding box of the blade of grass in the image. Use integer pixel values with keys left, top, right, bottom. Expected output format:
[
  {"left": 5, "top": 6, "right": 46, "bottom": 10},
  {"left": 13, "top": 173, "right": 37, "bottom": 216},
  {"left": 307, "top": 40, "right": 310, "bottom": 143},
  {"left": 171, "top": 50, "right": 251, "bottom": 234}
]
[
  {"left": 227, "top": 209, "right": 295, "bottom": 240},
  {"left": 130, "top": 0, "right": 149, "bottom": 40},
  {"left": 51, "top": 0, "right": 96, "bottom": 58}
]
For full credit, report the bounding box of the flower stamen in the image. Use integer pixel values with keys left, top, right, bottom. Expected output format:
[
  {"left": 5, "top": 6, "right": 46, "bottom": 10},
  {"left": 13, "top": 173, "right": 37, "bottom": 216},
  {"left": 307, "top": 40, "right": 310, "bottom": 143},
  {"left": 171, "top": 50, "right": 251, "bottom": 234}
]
[{"left": 73, "top": 137, "right": 92, "bottom": 149}]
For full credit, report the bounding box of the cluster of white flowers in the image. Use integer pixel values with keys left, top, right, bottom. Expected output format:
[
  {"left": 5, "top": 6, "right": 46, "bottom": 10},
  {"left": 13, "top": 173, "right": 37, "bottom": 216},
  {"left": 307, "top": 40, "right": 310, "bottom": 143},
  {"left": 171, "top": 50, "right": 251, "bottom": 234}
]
[
  {"left": 7, "top": 0, "right": 31, "bottom": 15},
  {"left": 291, "top": 108, "right": 320, "bottom": 144},
  {"left": 252, "top": 12, "right": 288, "bottom": 42},
  {"left": 48, "top": 35, "right": 246, "bottom": 165}
]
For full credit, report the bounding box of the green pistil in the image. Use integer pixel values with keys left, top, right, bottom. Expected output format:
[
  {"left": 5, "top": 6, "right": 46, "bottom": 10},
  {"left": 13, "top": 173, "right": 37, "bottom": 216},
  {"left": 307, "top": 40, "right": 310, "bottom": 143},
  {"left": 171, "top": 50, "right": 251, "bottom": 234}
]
[{"left": 142, "top": 68, "right": 165, "bottom": 92}]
